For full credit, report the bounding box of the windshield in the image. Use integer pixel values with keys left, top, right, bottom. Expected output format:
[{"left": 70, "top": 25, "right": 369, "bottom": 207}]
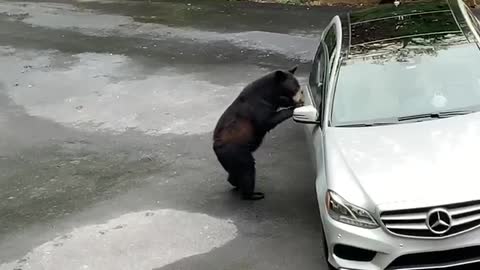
[{"left": 331, "top": 36, "right": 480, "bottom": 126}]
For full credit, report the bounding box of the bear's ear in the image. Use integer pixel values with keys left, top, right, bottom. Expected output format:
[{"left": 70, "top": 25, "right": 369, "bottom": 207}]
[
  {"left": 288, "top": 65, "right": 298, "bottom": 74},
  {"left": 275, "top": 70, "right": 287, "bottom": 81}
]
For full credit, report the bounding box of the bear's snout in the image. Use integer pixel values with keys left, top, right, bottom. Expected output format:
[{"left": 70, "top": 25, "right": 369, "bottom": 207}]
[{"left": 293, "top": 88, "right": 305, "bottom": 107}]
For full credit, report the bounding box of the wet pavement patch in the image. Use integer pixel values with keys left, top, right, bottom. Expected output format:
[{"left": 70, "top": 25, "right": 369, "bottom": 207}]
[{"left": 0, "top": 209, "right": 238, "bottom": 270}]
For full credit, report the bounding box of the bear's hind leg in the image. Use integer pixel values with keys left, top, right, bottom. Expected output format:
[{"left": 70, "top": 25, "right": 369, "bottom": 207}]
[
  {"left": 239, "top": 169, "right": 264, "bottom": 201},
  {"left": 214, "top": 144, "right": 240, "bottom": 189},
  {"left": 214, "top": 144, "right": 264, "bottom": 200},
  {"left": 235, "top": 151, "right": 264, "bottom": 200},
  {"left": 227, "top": 174, "right": 239, "bottom": 190}
]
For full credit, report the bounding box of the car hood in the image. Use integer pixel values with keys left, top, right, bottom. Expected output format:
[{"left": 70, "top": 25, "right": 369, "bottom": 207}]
[{"left": 326, "top": 113, "right": 480, "bottom": 211}]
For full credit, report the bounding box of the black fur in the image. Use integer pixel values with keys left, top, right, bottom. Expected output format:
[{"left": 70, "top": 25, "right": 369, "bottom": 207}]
[{"left": 212, "top": 67, "right": 302, "bottom": 200}]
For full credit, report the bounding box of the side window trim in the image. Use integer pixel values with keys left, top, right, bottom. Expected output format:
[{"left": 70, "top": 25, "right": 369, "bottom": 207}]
[{"left": 318, "top": 42, "right": 330, "bottom": 124}]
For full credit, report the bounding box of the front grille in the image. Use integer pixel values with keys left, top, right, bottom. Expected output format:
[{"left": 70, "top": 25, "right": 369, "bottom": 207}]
[
  {"left": 386, "top": 246, "right": 480, "bottom": 270},
  {"left": 380, "top": 200, "right": 480, "bottom": 238}
]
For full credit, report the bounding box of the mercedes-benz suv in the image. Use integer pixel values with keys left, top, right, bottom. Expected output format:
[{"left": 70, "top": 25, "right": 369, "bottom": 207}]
[{"left": 293, "top": 0, "right": 480, "bottom": 269}]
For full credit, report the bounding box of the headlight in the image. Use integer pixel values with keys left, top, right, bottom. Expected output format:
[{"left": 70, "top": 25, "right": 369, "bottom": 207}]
[{"left": 326, "top": 190, "right": 378, "bottom": 229}]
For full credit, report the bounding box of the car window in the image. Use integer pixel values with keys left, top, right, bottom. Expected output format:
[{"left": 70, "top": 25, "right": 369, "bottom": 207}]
[
  {"left": 324, "top": 25, "right": 337, "bottom": 60},
  {"left": 308, "top": 24, "right": 337, "bottom": 110},
  {"left": 331, "top": 34, "right": 480, "bottom": 126},
  {"left": 309, "top": 42, "right": 328, "bottom": 110},
  {"left": 324, "top": 24, "right": 338, "bottom": 72}
]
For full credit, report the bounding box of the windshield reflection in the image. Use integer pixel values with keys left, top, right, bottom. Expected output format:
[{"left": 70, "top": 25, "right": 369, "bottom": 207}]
[{"left": 332, "top": 10, "right": 480, "bottom": 126}]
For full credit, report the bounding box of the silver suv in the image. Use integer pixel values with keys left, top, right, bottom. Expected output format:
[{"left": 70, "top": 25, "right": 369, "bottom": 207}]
[{"left": 293, "top": 0, "right": 480, "bottom": 269}]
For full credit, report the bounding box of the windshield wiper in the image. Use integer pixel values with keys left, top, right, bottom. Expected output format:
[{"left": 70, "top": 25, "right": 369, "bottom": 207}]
[
  {"left": 337, "top": 108, "right": 480, "bottom": 127},
  {"left": 398, "top": 109, "right": 476, "bottom": 122},
  {"left": 336, "top": 122, "right": 397, "bottom": 127}
]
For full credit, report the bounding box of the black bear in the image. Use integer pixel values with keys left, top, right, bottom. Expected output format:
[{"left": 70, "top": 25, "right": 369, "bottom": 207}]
[{"left": 212, "top": 67, "right": 304, "bottom": 200}]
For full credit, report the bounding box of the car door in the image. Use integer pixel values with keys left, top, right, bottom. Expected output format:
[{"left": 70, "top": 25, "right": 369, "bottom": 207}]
[{"left": 303, "top": 16, "right": 342, "bottom": 172}]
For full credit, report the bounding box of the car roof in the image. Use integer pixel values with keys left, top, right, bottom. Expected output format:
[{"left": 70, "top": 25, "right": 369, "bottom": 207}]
[{"left": 339, "top": 0, "right": 479, "bottom": 62}]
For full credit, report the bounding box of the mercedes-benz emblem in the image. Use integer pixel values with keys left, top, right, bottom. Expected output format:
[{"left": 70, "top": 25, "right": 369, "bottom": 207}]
[{"left": 426, "top": 208, "right": 452, "bottom": 235}]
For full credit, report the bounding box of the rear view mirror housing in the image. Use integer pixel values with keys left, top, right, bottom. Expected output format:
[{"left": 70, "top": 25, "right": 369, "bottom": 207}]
[{"left": 293, "top": 105, "right": 320, "bottom": 124}]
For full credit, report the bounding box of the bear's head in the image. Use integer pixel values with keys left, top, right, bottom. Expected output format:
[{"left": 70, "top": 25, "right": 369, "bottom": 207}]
[{"left": 274, "top": 66, "right": 304, "bottom": 107}]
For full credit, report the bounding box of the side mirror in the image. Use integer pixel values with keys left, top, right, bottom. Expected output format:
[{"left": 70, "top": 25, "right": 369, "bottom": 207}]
[{"left": 293, "top": 105, "right": 320, "bottom": 124}]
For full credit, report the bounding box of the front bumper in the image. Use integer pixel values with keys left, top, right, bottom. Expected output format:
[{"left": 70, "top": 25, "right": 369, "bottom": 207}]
[{"left": 321, "top": 208, "right": 480, "bottom": 270}]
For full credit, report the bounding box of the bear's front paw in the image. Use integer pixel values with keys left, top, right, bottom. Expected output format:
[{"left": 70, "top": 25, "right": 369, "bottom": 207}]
[{"left": 295, "top": 100, "right": 305, "bottom": 107}]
